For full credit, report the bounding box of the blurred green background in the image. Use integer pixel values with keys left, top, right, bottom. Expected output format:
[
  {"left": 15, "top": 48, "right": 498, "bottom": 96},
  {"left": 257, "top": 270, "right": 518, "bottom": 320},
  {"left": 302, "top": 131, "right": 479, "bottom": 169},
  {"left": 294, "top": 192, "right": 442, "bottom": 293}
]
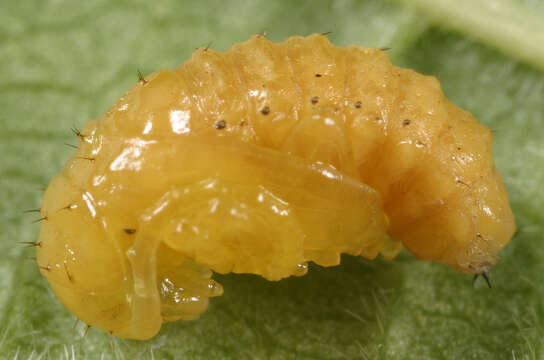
[{"left": 1, "top": 0, "right": 543, "bottom": 359}]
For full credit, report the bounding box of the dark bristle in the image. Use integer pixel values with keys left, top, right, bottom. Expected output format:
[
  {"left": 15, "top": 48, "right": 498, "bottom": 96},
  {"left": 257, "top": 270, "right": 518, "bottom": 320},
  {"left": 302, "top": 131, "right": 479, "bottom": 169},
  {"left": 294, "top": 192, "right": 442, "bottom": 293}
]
[
  {"left": 75, "top": 156, "right": 95, "bottom": 162},
  {"left": 482, "top": 272, "right": 492, "bottom": 288},
  {"left": 39, "top": 265, "right": 51, "bottom": 272},
  {"left": 83, "top": 325, "right": 91, "bottom": 338},
  {"left": 472, "top": 272, "right": 492, "bottom": 289},
  {"left": 83, "top": 325, "right": 91, "bottom": 337},
  {"left": 64, "top": 263, "right": 74, "bottom": 283},
  {"left": 71, "top": 127, "right": 86, "bottom": 139},
  {"left": 31, "top": 216, "right": 48, "bottom": 224},
  {"left": 58, "top": 204, "right": 76, "bottom": 212},
  {"left": 23, "top": 208, "right": 41, "bottom": 214},
  {"left": 321, "top": 31, "right": 332, "bottom": 36},
  {"left": 204, "top": 41, "right": 213, "bottom": 52},
  {"left": 456, "top": 179, "right": 470, "bottom": 187},
  {"left": 108, "top": 331, "right": 115, "bottom": 349},
  {"left": 18, "top": 241, "right": 42, "bottom": 248},
  {"left": 64, "top": 143, "right": 78, "bottom": 149},
  {"left": 137, "top": 69, "right": 148, "bottom": 85},
  {"left": 380, "top": 47, "right": 391, "bottom": 51}
]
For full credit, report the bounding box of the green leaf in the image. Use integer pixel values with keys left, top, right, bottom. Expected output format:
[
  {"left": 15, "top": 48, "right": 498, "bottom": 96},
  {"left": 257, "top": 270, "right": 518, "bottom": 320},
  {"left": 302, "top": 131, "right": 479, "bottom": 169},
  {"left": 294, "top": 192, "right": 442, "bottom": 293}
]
[
  {"left": 1, "top": 0, "right": 543, "bottom": 359},
  {"left": 396, "top": 0, "right": 544, "bottom": 71}
]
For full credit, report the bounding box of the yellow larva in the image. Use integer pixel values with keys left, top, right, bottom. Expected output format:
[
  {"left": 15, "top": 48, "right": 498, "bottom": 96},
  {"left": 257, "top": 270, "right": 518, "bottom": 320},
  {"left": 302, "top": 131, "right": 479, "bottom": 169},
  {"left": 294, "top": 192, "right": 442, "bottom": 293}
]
[{"left": 35, "top": 34, "right": 515, "bottom": 339}]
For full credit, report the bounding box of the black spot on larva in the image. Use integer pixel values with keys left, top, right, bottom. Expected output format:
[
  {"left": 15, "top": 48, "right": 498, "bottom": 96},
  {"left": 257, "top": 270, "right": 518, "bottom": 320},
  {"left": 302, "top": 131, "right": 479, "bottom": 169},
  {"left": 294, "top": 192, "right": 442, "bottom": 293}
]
[
  {"left": 311, "top": 96, "right": 319, "bottom": 104},
  {"left": 354, "top": 101, "right": 362, "bottom": 109},
  {"left": 215, "top": 120, "right": 227, "bottom": 130},
  {"left": 124, "top": 229, "right": 136, "bottom": 235},
  {"left": 261, "top": 106, "right": 270, "bottom": 115},
  {"left": 457, "top": 146, "right": 462, "bottom": 151},
  {"left": 402, "top": 119, "right": 411, "bottom": 126},
  {"left": 315, "top": 73, "right": 322, "bottom": 78}
]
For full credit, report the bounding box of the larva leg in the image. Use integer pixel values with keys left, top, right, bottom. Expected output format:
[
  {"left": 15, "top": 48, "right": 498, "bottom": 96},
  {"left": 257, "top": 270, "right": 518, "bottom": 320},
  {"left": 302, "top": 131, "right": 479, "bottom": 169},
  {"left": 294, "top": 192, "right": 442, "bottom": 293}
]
[
  {"left": 125, "top": 226, "right": 162, "bottom": 339},
  {"left": 125, "top": 188, "right": 226, "bottom": 333},
  {"left": 119, "top": 136, "right": 396, "bottom": 329},
  {"left": 126, "top": 135, "right": 395, "bottom": 274},
  {"left": 156, "top": 248, "right": 223, "bottom": 322},
  {"left": 135, "top": 179, "right": 306, "bottom": 283}
]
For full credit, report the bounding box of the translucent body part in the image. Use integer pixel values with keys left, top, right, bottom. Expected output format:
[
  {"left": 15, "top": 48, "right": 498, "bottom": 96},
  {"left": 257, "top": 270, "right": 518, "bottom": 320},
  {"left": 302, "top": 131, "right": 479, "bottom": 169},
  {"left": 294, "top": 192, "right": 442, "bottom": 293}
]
[{"left": 36, "top": 34, "right": 515, "bottom": 339}]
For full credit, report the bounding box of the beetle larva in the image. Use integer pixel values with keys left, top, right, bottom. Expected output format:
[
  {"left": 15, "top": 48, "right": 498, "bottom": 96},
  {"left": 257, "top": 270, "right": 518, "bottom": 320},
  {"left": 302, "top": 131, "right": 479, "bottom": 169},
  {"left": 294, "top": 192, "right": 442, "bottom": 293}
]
[{"left": 35, "top": 34, "right": 515, "bottom": 339}]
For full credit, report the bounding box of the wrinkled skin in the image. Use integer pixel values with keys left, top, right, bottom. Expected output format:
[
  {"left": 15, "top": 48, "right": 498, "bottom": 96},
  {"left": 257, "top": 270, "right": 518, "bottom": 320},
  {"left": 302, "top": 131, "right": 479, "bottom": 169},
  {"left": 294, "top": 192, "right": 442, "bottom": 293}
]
[{"left": 36, "top": 34, "right": 515, "bottom": 339}]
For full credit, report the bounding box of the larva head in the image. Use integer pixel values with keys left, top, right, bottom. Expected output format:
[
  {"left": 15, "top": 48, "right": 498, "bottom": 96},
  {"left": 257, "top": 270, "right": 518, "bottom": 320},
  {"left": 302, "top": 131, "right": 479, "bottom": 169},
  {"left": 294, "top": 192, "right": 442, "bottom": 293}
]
[
  {"left": 37, "top": 168, "right": 228, "bottom": 339},
  {"left": 36, "top": 174, "right": 142, "bottom": 338}
]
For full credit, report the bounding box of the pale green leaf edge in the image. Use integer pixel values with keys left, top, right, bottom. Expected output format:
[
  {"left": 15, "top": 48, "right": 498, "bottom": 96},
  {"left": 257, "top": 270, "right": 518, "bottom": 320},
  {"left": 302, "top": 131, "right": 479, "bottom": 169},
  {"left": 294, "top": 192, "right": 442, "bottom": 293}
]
[{"left": 398, "top": 0, "right": 544, "bottom": 70}]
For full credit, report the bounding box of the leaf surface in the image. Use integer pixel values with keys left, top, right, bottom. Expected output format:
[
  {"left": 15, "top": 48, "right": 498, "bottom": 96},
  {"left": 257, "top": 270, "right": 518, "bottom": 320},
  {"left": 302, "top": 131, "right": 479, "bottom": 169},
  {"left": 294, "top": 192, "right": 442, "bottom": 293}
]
[{"left": 0, "top": 0, "right": 543, "bottom": 359}]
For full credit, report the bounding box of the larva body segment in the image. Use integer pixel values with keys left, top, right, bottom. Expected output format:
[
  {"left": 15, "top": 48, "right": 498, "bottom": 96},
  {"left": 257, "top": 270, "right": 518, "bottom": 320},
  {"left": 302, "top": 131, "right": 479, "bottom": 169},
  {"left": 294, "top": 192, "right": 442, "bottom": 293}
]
[{"left": 36, "top": 34, "right": 515, "bottom": 339}]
